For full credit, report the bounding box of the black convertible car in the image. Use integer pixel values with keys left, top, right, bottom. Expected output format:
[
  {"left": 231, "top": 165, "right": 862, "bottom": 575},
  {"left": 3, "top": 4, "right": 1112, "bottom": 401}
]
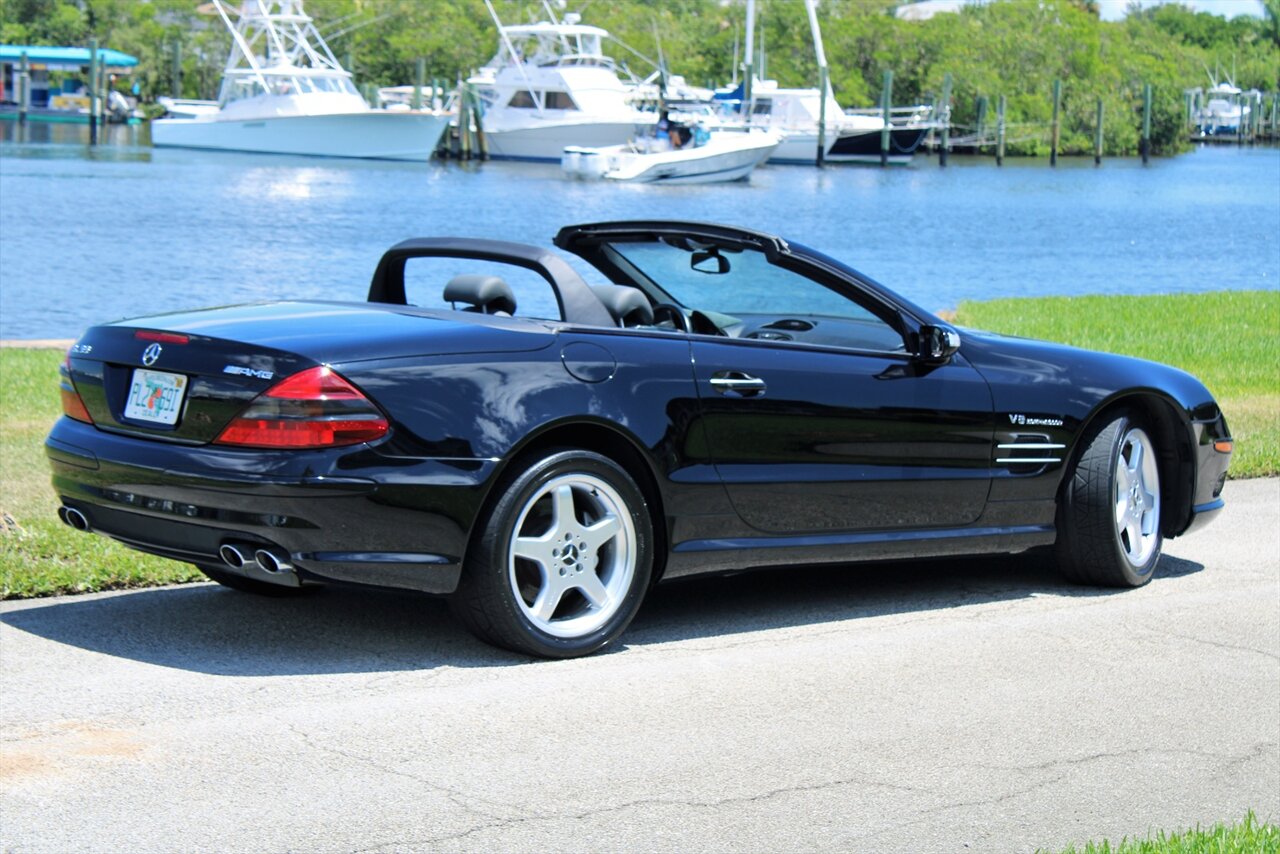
[{"left": 47, "top": 221, "right": 1232, "bottom": 657}]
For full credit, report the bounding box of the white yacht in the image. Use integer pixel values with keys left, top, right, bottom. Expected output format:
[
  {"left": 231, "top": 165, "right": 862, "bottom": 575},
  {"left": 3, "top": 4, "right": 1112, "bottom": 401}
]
[
  {"left": 151, "top": 0, "right": 450, "bottom": 160},
  {"left": 562, "top": 127, "right": 780, "bottom": 184},
  {"left": 676, "top": 81, "right": 931, "bottom": 166},
  {"left": 1195, "top": 82, "right": 1251, "bottom": 137},
  {"left": 467, "top": 13, "right": 655, "bottom": 161}
]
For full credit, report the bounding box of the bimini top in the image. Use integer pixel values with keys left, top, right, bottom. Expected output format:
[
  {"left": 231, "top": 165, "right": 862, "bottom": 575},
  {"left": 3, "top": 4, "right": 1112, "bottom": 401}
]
[{"left": 0, "top": 45, "right": 139, "bottom": 70}]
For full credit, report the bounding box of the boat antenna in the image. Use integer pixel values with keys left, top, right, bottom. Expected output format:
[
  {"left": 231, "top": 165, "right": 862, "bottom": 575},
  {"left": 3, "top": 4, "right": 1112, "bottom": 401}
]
[
  {"left": 609, "top": 36, "right": 659, "bottom": 74},
  {"left": 542, "top": 0, "right": 561, "bottom": 25},
  {"left": 482, "top": 0, "right": 541, "bottom": 114},
  {"left": 321, "top": 11, "right": 394, "bottom": 43},
  {"left": 731, "top": 21, "right": 739, "bottom": 87},
  {"left": 212, "top": 0, "right": 271, "bottom": 94},
  {"left": 743, "top": 0, "right": 754, "bottom": 104},
  {"left": 651, "top": 19, "right": 667, "bottom": 84}
]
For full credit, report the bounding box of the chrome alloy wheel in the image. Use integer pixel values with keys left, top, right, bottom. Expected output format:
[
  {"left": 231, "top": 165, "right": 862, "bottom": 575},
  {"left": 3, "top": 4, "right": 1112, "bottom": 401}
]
[
  {"left": 508, "top": 473, "right": 637, "bottom": 638},
  {"left": 1114, "top": 427, "right": 1161, "bottom": 568}
]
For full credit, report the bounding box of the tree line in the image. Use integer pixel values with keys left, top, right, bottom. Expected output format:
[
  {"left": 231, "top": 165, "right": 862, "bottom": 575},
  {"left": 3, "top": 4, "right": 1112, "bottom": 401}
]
[{"left": 3, "top": 0, "right": 1277, "bottom": 155}]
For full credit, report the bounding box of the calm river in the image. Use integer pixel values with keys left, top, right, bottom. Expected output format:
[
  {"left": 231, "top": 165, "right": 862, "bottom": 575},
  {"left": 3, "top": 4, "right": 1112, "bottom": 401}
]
[{"left": 1, "top": 121, "right": 1276, "bottom": 340}]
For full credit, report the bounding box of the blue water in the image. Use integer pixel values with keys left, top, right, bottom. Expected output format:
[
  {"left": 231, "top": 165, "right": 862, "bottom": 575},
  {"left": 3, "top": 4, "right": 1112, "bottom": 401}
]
[{"left": 1, "top": 121, "right": 1277, "bottom": 340}]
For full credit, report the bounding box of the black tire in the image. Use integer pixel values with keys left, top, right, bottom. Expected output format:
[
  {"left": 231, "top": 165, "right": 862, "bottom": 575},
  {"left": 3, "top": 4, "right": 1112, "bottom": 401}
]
[
  {"left": 450, "top": 449, "right": 653, "bottom": 658},
  {"left": 196, "top": 564, "right": 311, "bottom": 597},
  {"left": 1055, "top": 411, "right": 1163, "bottom": 587}
]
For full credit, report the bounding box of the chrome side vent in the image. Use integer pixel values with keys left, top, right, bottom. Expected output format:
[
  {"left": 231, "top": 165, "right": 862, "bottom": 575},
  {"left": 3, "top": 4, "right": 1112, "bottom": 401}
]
[{"left": 997, "top": 434, "right": 1066, "bottom": 466}]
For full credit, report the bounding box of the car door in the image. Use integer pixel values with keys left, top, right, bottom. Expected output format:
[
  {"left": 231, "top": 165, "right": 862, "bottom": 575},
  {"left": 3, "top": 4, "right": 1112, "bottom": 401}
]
[
  {"left": 690, "top": 336, "right": 993, "bottom": 534},
  {"left": 554, "top": 221, "right": 994, "bottom": 535}
]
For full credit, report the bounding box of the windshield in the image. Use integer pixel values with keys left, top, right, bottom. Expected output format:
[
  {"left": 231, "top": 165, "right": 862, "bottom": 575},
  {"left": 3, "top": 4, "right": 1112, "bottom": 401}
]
[{"left": 605, "top": 239, "right": 880, "bottom": 322}]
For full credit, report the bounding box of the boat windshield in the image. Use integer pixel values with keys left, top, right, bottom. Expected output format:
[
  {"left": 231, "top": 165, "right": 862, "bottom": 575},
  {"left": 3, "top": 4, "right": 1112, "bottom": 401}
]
[
  {"left": 492, "top": 26, "right": 614, "bottom": 69},
  {"left": 221, "top": 72, "right": 358, "bottom": 104}
]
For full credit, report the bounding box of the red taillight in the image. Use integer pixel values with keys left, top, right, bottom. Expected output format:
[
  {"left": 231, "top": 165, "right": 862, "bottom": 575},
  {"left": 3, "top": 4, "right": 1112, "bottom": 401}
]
[
  {"left": 134, "top": 330, "right": 190, "bottom": 344},
  {"left": 60, "top": 355, "right": 93, "bottom": 424},
  {"left": 213, "top": 366, "right": 388, "bottom": 449}
]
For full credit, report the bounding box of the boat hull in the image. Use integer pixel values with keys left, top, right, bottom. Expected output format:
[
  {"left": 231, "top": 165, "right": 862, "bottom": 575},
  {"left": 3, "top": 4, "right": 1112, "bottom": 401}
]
[
  {"left": 483, "top": 121, "right": 649, "bottom": 162},
  {"left": 767, "top": 130, "right": 837, "bottom": 165},
  {"left": 827, "top": 126, "right": 928, "bottom": 164},
  {"left": 150, "top": 111, "right": 450, "bottom": 161},
  {"left": 563, "top": 133, "right": 779, "bottom": 184}
]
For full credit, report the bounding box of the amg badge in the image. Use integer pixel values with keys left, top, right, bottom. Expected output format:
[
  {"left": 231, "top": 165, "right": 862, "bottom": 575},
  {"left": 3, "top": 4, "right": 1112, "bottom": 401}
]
[{"left": 223, "top": 365, "right": 275, "bottom": 380}]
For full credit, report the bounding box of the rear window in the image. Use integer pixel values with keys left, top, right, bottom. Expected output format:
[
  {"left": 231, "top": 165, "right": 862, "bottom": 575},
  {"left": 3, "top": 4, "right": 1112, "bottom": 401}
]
[{"left": 401, "top": 257, "right": 563, "bottom": 321}]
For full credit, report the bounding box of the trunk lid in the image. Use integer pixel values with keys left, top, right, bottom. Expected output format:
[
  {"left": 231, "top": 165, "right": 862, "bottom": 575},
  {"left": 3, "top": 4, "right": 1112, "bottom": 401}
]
[{"left": 66, "top": 300, "right": 555, "bottom": 444}]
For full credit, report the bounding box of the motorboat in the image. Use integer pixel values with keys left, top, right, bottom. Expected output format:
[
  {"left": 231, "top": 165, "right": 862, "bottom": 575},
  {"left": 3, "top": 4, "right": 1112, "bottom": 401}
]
[
  {"left": 1194, "top": 82, "right": 1251, "bottom": 137},
  {"left": 657, "top": 0, "right": 930, "bottom": 166},
  {"left": 466, "top": 11, "right": 655, "bottom": 161},
  {"left": 151, "top": 0, "right": 450, "bottom": 160},
  {"left": 673, "top": 81, "right": 932, "bottom": 166},
  {"left": 562, "top": 125, "right": 780, "bottom": 184},
  {"left": 156, "top": 97, "right": 219, "bottom": 119}
]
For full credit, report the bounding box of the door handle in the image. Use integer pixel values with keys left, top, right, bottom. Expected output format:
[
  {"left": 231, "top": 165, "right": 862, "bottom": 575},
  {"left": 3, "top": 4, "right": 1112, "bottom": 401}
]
[{"left": 709, "top": 371, "right": 767, "bottom": 397}]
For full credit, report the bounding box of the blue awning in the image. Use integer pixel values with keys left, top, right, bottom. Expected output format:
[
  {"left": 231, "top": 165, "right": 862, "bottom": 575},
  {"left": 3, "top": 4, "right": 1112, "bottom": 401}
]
[{"left": 0, "top": 45, "right": 139, "bottom": 71}]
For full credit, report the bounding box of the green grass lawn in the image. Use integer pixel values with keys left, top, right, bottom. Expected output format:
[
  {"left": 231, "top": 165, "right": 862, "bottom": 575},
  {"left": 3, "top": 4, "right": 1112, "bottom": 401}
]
[
  {"left": 955, "top": 291, "right": 1279, "bottom": 478},
  {"left": 1, "top": 347, "right": 200, "bottom": 597},
  {"left": 2, "top": 290, "right": 1276, "bottom": 599},
  {"left": 1048, "top": 810, "right": 1278, "bottom": 853}
]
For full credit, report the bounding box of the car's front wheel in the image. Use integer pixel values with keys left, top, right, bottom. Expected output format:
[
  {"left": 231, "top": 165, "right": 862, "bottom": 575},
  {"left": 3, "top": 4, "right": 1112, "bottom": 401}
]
[
  {"left": 1056, "top": 411, "right": 1163, "bottom": 587},
  {"left": 451, "top": 450, "right": 653, "bottom": 658}
]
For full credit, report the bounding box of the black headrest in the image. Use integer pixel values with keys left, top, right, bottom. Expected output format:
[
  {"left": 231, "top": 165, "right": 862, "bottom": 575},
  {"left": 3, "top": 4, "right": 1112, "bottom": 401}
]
[
  {"left": 590, "top": 283, "right": 653, "bottom": 327},
  {"left": 443, "top": 274, "right": 516, "bottom": 315}
]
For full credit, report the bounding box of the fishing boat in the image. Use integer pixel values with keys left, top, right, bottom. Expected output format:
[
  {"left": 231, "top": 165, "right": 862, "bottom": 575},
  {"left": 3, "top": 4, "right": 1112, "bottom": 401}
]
[
  {"left": 1194, "top": 82, "right": 1251, "bottom": 137},
  {"left": 658, "top": 0, "right": 931, "bottom": 166},
  {"left": 150, "top": 0, "right": 450, "bottom": 160},
  {"left": 465, "top": 10, "right": 654, "bottom": 161},
  {"left": 561, "top": 126, "right": 780, "bottom": 184}
]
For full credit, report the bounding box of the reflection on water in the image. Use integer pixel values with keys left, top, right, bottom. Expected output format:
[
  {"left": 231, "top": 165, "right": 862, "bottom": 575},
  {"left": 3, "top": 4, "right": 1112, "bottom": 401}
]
[{"left": 0, "top": 119, "right": 1277, "bottom": 339}]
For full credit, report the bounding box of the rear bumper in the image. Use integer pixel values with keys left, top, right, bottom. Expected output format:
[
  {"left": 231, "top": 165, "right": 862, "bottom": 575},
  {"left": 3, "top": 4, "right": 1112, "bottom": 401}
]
[{"left": 46, "top": 418, "right": 497, "bottom": 594}]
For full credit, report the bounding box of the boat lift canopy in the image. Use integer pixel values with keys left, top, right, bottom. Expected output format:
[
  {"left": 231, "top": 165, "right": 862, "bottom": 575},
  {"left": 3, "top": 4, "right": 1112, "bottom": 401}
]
[{"left": 0, "top": 45, "right": 139, "bottom": 72}]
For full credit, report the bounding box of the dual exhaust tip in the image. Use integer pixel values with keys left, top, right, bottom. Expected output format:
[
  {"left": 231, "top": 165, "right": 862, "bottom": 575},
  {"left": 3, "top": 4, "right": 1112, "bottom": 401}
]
[
  {"left": 219, "top": 543, "right": 294, "bottom": 575},
  {"left": 58, "top": 506, "right": 90, "bottom": 532},
  {"left": 59, "top": 505, "right": 297, "bottom": 584}
]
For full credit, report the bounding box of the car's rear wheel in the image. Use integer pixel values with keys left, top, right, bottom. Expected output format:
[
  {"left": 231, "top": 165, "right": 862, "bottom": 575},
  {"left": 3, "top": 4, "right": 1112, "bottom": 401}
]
[
  {"left": 1056, "top": 411, "right": 1163, "bottom": 587},
  {"left": 195, "top": 564, "right": 310, "bottom": 597},
  {"left": 451, "top": 450, "right": 653, "bottom": 658}
]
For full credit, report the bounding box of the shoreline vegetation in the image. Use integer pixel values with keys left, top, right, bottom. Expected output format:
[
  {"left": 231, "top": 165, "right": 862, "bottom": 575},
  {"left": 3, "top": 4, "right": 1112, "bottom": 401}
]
[
  {"left": 3, "top": 0, "right": 1278, "bottom": 157},
  {"left": 1, "top": 290, "right": 1275, "bottom": 600}
]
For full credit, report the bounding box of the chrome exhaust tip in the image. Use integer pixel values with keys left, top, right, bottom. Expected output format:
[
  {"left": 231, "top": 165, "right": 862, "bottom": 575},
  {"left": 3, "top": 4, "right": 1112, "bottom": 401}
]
[
  {"left": 59, "top": 506, "right": 90, "bottom": 532},
  {"left": 254, "top": 548, "right": 293, "bottom": 574},
  {"left": 219, "top": 543, "right": 248, "bottom": 569}
]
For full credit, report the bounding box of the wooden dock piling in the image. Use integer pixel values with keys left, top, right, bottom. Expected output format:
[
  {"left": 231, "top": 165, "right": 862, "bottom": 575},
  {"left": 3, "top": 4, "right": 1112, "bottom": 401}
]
[
  {"left": 412, "top": 59, "right": 424, "bottom": 110},
  {"left": 1094, "top": 97, "right": 1104, "bottom": 165},
  {"left": 816, "top": 66, "right": 828, "bottom": 166},
  {"left": 880, "top": 70, "right": 892, "bottom": 167},
  {"left": 1050, "top": 79, "right": 1061, "bottom": 166},
  {"left": 939, "top": 72, "right": 951, "bottom": 167},
  {"left": 996, "top": 94, "right": 1006, "bottom": 165},
  {"left": 171, "top": 41, "right": 182, "bottom": 99},
  {"left": 17, "top": 51, "right": 29, "bottom": 124},
  {"left": 1144, "top": 85, "right": 1155, "bottom": 157},
  {"left": 975, "top": 95, "right": 988, "bottom": 150},
  {"left": 88, "top": 39, "right": 99, "bottom": 145}
]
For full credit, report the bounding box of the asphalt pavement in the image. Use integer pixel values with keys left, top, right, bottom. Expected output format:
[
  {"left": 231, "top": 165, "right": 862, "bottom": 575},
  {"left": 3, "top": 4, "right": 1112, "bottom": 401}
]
[{"left": 2, "top": 478, "right": 1277, "bottom": 853}]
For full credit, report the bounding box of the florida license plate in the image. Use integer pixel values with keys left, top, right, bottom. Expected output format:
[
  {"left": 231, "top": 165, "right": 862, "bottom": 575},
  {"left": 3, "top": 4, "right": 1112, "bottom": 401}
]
[{"left": 124, "top": 369, "right": 188, "bottom": 426}]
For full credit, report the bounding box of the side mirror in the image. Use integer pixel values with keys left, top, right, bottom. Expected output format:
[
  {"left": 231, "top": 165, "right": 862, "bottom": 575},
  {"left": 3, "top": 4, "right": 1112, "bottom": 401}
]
[
  {"left": 917, "top": 324, "right": 961, "bottom": 363},
  {"left": 691, "top": 249, "right": 730, "bottom": 274}
]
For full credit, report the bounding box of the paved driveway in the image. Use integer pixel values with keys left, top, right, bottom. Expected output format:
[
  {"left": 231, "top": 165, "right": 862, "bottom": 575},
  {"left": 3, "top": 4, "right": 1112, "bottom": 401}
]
[{"left": 2, "top": 478, "right": 1277, "bottom": 853}]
